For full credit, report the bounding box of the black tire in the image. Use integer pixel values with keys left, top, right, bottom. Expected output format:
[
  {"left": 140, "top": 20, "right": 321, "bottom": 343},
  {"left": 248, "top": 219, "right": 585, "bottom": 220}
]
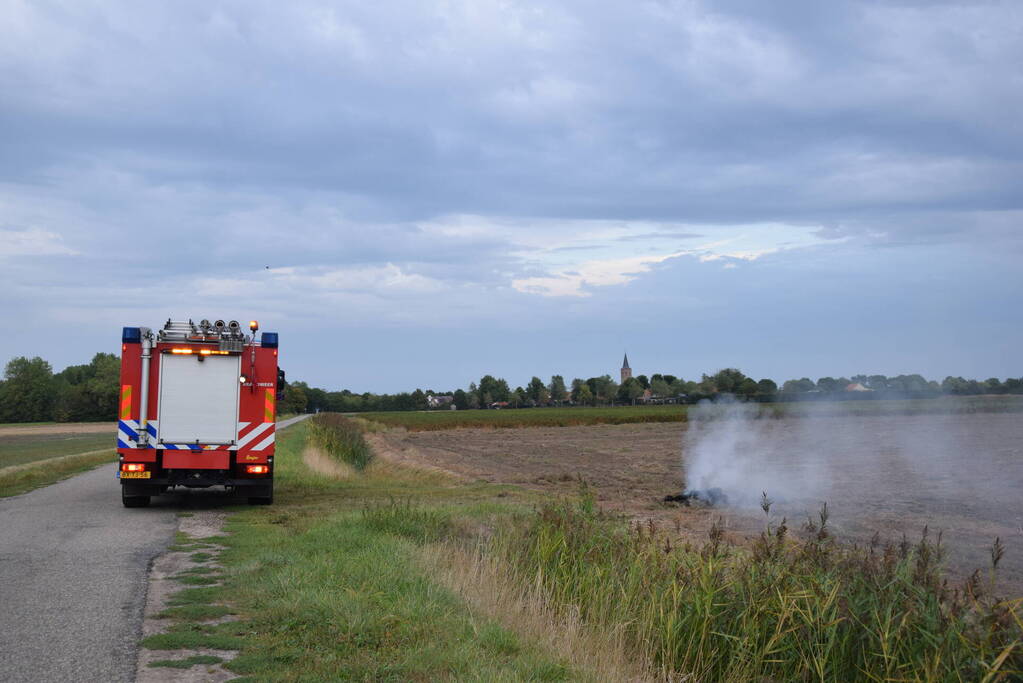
[
  {"left": 122, "top": 493, "right": 150, "bottom": 508},
  {"left": 247, "top": 482, "right": 274, "bottom": 506}
]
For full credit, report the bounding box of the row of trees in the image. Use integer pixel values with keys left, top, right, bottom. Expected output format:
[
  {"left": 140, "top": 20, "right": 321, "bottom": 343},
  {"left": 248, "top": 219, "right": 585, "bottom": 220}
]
[
  {"left": 0, "top": 354, "right": 120, "bottom": 423},
  {"left": 281, "top": 368, "right": 1023, "bottom": 415},
  {"left": 2, "top": 353, "right": 1022, "bottom": 422},
  {"left": 779, "top": 374, "right": 1023, "bottom": 397}
]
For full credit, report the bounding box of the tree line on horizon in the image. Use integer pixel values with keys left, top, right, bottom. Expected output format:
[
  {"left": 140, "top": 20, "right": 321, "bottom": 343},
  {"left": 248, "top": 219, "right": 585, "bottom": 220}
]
[
  {"left": 283, "top": 368, "right": 1023, "bottom": 415},
  {"left": 1, "top": 354, "right": 1021, "bottom": 423}
]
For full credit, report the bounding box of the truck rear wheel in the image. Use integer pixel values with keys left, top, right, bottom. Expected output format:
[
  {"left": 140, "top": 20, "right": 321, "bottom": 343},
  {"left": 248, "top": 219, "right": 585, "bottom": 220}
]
[
  {"left": 247, "top": 481, "right": 273, "bottom": 505},
  {"left": 122, "top": 491, "right": 151, "bottom": 507}
]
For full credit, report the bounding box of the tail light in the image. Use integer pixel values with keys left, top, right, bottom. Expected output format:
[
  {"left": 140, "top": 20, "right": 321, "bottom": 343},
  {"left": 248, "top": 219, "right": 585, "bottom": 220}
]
[
  {"left": 122, "top": 463, "right": 146, "bottom": 472},
  {"left": 246, "top": 465, "right": 270, "bottom": 475}
]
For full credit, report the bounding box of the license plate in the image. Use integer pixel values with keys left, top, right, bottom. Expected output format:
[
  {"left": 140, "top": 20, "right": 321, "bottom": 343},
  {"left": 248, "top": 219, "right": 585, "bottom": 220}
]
[{"left": 121, "top": 471, "right": 151, "bottom": 479}]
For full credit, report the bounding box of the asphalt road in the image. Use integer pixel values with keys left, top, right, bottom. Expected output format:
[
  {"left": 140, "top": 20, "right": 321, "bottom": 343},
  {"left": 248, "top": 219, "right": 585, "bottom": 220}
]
[{"left": 0, "top": 414, "right": 310, "bottom": 682}]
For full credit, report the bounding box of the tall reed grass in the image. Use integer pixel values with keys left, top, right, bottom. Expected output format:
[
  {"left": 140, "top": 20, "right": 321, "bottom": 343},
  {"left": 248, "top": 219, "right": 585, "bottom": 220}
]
[
  {"left": 490, "top": 489, "right": 1022, "bottom": 681},
  {"left": 361, "top": 498, "right": 453, "bottom": 543},
  {"left": 307, "top": 413, "right": 373, "bottom": 470}
]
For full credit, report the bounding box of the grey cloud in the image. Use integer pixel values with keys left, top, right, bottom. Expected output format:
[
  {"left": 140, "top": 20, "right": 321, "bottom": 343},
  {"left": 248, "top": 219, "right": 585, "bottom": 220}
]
[
  {"left": 1, "top": 1, "right": 1021, "bottom": 387},
  {"left": 3, "top": 1, "right": 1020, "bottom": 230}
]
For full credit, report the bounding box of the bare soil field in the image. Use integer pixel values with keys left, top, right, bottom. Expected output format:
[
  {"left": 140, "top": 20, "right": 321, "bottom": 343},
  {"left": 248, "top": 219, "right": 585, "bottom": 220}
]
[{"left": 374, "top": 412, "right": 1023, "bottom": 594}]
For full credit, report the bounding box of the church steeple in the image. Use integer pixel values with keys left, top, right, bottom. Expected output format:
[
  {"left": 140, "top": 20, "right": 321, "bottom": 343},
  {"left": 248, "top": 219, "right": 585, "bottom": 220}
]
[{"left": 621, "top": 353, "right": 632, "bottom": 383}]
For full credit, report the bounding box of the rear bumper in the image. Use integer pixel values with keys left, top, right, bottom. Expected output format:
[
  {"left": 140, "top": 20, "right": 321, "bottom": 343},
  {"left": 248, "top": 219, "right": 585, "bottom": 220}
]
[{"left": 120, "top": 470, "right": 272, "bottom": 490}]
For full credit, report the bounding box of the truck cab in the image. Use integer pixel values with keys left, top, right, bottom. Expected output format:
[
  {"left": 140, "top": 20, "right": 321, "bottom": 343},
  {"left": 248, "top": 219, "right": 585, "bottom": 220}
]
[{"left": 117, "top": 318, "right": 281, "bottom": 507}]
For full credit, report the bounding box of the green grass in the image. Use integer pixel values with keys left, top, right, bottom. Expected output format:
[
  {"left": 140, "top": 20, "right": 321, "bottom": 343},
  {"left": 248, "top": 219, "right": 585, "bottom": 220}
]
[
  {"left": 0, "top": 450, "right": 116, "bottom": 497},
  {"left": 174, "top": 575, "right": 221, "bottom": 586},
  {"left": 363, "top": 404, "right": 688, "bottom": 430},
  {"left": 148, "top": 421, "right": 570, "bottom": 680},
  {"left": 148, "top": 654, "right": 224, "bottom": 669},
  {"left": 361, "top": 395, "right": 1023, "bottom": 431},
  {"left": 167, "top": 587, "right": 221, "bottom": 607},
  {"left": 142, "top": 621, "right": 248, "bottom": 651},
  {"left": 156, "top": 604, "right": 234, "bottom": 621},
  {"left": 360, "top": 497, "right": 454, "bottom": 543},
  {"left": 0, "top": 433, "right": 114, "bottom": 468},
  {"left": 222, "top": 507, "right": 569, "bottom": 680},
  {"left": 0, "top": 427, "right": 117, "bottom": 497}
]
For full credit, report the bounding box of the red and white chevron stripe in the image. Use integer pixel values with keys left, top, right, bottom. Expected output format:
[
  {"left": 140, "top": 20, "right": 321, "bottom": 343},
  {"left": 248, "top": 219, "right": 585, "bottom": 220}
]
[{"left": 236, "top": 421, "right": 276, "bottom": 452}]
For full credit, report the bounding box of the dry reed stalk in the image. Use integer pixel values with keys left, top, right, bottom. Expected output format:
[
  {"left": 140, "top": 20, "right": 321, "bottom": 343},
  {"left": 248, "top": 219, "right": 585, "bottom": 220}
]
[
  {"left": 301, "top": 443, "right": 356, "bottom": 479},
  {"left": 420, "top": 539, "right": 667, "bottom": 683}
]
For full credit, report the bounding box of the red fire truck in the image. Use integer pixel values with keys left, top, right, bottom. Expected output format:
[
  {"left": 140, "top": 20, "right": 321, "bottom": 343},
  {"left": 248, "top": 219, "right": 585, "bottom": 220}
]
[{"left": 117, "top": 318, "right": 282, "bottom": 507}]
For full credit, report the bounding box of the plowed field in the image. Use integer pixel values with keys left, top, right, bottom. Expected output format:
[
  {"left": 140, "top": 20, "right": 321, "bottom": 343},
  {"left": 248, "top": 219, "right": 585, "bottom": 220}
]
[{"left": 372, "top": 413, "right": 1023, "bottom": 594}]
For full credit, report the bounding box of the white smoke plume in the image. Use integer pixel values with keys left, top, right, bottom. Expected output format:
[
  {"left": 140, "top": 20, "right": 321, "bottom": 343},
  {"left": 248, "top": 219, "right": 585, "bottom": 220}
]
[
  {"left": 681, "top": 399, "right": 1020, "bottom": 513},
  {"left": 679, "top": 397, "right": 1023, "bottom": 590},
  {"left": 681, "top": 400, "right": 826, "bottom": 509}
]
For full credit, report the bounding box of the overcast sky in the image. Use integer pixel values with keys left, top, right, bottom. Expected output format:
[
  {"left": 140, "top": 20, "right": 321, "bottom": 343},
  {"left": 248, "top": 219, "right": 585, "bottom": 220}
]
[{"left": 2, "top": 1, "right": 1021, "bottom": 392}]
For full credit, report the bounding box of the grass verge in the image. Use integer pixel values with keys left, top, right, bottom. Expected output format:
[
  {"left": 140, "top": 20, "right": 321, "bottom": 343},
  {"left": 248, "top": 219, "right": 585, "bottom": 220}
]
[
  {"left": 149, "top": 421, "right": 573, "bottom": 680},
  {"left": 0, "top": 450, "right": 115, "bottom": 498}
]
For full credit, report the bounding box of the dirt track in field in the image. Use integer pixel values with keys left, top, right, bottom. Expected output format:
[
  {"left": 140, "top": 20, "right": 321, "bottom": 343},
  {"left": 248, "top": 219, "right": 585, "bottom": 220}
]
[{"left": 374, "top": 414, "right": 1023, "bottom": 594}]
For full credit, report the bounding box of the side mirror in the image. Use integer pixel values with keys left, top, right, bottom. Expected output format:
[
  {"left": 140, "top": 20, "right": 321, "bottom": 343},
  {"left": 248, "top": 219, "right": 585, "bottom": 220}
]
[{"left": 277, "top": 368, "right": 287, "bottom": 397}]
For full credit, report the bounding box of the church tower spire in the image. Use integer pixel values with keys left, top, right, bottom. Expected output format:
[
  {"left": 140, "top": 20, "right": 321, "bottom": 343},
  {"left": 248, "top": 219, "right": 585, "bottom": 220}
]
[{"left": 621, "top": 353, "right": 632, "bottom": 383}]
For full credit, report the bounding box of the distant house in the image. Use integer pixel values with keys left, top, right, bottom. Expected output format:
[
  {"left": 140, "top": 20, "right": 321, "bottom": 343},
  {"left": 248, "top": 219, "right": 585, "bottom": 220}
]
[
  {"left": 427, "top": 395, "right": 454, "bottom": 408},
  {"left": 636, "top": 388, "right": 679, "bottom": 405},
  {"left": 845, "top": 383, "right": 871, "bottom": 392}
]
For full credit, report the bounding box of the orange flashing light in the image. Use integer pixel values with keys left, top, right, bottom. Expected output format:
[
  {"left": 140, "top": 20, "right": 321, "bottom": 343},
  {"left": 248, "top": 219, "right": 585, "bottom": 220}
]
[
  {"left": 122, "top": 463, "right": 146, "bottom": 472},
  {"left": 249, "top": 320, "right": 259, "bottom": 331},
  {"left": 246, "top": 465, "right": 270, "bottom": 475},
  {"left": 170, "top": 348, "right": 229, "bottom": 355}
]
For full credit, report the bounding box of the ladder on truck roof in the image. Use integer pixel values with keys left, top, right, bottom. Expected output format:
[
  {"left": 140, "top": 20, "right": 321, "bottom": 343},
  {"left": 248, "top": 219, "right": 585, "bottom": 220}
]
[{"left": 157, "top": 319, "right": 250, "bottom": 351}]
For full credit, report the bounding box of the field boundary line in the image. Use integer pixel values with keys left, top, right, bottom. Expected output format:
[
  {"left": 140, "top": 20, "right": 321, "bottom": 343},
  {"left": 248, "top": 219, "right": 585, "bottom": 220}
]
[
  {"left": 364, "top": 432, "right": 466, "bottom": 481},
  {"left": 0, "top": 448, "right": 113, "bottom": 476}
]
